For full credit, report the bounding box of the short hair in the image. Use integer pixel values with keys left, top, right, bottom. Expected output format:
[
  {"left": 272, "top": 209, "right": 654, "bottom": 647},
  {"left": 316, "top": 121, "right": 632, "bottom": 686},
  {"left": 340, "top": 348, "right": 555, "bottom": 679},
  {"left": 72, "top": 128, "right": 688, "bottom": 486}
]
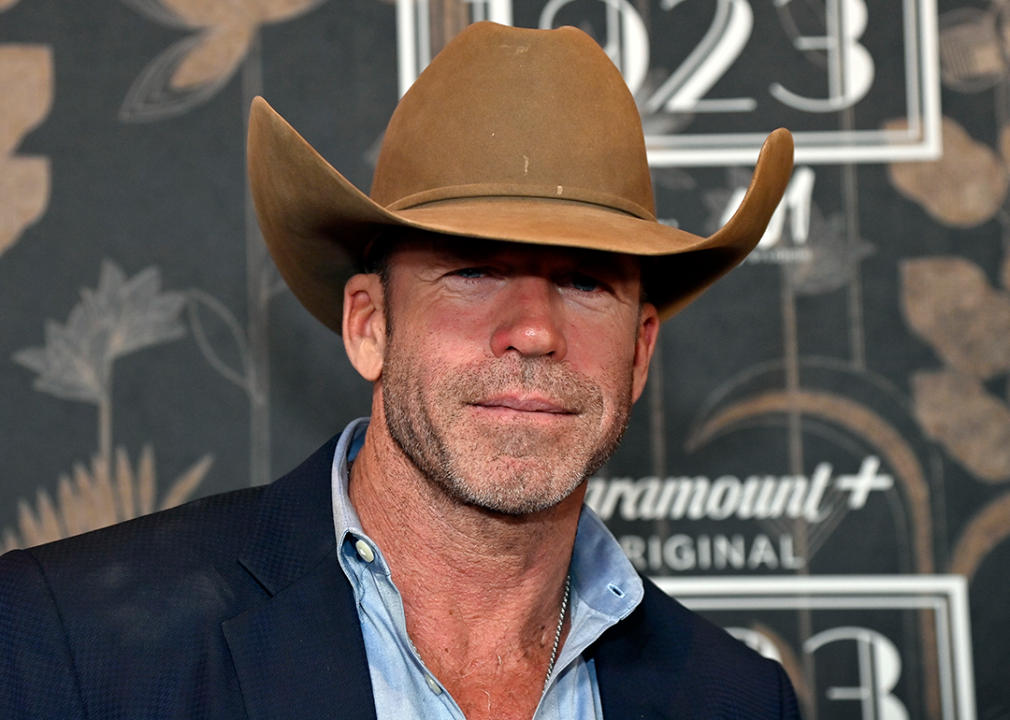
[{"left": 361, "top": 231, "right": 394, "bottom": 284}]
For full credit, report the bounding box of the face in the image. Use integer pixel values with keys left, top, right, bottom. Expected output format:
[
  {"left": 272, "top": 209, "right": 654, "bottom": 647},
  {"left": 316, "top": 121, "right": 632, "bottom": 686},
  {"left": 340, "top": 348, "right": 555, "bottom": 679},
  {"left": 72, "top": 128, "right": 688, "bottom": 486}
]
[{"left": 373, "top": 235, "right": 658, "bottom": 515}]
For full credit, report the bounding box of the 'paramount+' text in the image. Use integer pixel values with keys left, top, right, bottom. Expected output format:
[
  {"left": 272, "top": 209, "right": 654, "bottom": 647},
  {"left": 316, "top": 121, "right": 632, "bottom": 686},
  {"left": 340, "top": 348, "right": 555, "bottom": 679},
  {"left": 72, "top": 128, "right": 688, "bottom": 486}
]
[{"left": 587, "top": 456, "right": 892, "bottom": 573}]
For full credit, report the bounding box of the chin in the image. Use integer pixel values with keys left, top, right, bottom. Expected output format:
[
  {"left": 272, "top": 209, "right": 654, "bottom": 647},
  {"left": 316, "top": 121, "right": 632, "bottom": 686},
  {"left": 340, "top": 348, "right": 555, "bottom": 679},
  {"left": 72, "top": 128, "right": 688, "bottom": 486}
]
[{"left": 437, "top": 456, "right": 590, "bottom": 516}]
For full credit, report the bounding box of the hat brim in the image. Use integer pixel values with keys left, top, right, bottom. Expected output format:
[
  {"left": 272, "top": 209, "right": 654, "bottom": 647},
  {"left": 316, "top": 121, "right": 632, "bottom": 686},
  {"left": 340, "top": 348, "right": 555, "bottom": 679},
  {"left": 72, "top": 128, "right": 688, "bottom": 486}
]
[{"left": 248, "top": 97, "right": 794, "bottom": 333}]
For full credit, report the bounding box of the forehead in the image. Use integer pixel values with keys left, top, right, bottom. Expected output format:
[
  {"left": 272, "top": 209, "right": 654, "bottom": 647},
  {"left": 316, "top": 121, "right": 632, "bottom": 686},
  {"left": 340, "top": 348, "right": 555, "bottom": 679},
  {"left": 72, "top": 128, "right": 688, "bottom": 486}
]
[{"left": 382, "top": 232, "right": 643, "bottom": 281}]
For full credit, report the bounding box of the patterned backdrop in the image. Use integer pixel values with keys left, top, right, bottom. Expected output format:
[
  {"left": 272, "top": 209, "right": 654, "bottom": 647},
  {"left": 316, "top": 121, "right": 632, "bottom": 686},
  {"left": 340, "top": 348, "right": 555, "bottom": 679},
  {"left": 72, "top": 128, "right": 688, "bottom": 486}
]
[{"left": 1, "top": 0, "right": 1009, "bottom": 717}]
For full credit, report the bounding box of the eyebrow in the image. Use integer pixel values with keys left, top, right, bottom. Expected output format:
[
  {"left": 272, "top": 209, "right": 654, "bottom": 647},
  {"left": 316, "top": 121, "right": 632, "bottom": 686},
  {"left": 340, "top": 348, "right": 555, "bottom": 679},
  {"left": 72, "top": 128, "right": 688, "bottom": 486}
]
[{"left": 431, "top": 240, "right": 638, "bottom": 277}]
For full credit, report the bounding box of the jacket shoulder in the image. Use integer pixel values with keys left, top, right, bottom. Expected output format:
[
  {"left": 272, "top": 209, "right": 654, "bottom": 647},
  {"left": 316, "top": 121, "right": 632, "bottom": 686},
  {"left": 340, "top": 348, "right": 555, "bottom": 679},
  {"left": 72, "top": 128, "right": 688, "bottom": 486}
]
[
  {"left": 0, "top": 486, "right": 268, "bottom": 719},
  {"left": 0, "top": 435, "right": 342, "bottom": 719}
]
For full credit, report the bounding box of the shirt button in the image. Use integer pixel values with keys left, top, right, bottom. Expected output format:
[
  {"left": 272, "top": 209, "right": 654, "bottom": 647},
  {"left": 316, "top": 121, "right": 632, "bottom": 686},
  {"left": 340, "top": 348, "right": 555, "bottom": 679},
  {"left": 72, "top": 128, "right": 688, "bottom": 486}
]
[
  {"left": 354, "top": 539, "right": 375, "bottom": 563},
  {"left": 425, "top": 674, "right": 442, "bottom": 695}
]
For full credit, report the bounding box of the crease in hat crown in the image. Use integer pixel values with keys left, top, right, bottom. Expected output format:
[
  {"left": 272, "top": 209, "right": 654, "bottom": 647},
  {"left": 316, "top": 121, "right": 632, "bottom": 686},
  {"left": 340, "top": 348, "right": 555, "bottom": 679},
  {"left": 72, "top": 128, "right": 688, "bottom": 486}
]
[
  {"left": 370, "top": 23, "right": 656, "bottom": 220},
  {"left": 246, "top": 21, "right": 795, "bottom": 335}
]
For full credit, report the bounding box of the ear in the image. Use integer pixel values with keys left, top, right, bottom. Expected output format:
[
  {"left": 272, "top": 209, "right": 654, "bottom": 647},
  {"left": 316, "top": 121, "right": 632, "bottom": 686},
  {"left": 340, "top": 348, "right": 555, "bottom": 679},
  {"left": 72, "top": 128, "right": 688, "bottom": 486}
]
[
  {"left": 630, "top": 302, "right": 659, "bottom": 404},
  {"left": 343, "top": 273, "right": 387, "bottom": 382}
]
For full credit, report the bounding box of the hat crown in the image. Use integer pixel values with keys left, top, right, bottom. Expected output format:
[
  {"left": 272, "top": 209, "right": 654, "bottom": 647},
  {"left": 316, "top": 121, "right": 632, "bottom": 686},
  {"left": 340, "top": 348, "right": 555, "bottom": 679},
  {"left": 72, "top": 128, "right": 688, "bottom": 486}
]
[{"left": 370, "top": 22, "right": 656, "bottom": 219}]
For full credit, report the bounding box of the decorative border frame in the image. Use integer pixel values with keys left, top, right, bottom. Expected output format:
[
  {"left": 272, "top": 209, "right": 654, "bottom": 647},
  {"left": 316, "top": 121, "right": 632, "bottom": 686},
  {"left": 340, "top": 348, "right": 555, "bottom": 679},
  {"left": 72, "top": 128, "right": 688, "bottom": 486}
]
[
  {"left": 646, "top": 0, "right": 941, "bottom": 166},
  {"left": 396, "top": 0, "right": 941, "bottom": 167},
  {"left": 651, "top": 575, "right": 976, "bottom": 720}
]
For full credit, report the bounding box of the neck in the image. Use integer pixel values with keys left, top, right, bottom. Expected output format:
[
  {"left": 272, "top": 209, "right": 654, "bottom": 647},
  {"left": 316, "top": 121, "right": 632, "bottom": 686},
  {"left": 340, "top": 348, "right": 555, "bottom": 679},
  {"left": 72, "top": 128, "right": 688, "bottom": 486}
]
[{"left": 349, "top": 404, "right": 582, "bottom": 720}]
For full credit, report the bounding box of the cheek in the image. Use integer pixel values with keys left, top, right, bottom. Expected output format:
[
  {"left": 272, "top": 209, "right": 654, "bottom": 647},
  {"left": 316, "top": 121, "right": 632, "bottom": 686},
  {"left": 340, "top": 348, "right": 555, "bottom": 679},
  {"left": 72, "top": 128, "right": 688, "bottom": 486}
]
[
  {"left": 566, "top": 318, "right": 638, "bottom": 376},
  {"left": 393, "top": 304, "right": 493, "bottom": 375},
  {"left": 414, "top": 302, "right": 495, "bottom": 356}
]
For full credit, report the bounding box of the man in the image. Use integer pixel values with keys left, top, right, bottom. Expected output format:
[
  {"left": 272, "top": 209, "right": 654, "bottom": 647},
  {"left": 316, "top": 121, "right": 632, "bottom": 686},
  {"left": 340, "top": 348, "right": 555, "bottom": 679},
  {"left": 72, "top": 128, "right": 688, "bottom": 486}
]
[{"left": 0, "top": 21, "right": 798, "bottom": 720}]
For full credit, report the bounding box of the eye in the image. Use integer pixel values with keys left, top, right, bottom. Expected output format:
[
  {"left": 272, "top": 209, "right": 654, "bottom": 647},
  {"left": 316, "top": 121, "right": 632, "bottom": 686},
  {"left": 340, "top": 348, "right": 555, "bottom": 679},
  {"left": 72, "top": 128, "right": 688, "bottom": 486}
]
[
  {"left": 567, "top": 274, "right": 603, "bottom": 293},
  {"left": 452, "top": 267, "right": 488, "bottom": 279}
]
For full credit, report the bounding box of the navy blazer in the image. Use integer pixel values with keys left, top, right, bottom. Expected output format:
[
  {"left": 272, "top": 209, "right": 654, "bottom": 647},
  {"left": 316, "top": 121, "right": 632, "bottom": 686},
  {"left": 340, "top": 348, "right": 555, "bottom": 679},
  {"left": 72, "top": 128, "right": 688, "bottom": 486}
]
[{"left": 0, "top": 437, "right": 799, "bottom": 719}]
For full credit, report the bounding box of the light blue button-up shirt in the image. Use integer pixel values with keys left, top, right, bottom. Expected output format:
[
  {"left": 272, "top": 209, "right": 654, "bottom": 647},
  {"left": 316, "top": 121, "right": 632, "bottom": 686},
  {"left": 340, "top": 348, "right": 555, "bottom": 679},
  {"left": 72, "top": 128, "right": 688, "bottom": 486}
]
[{"left": 330, "top": 418, "right": 644, "bottom": 720}]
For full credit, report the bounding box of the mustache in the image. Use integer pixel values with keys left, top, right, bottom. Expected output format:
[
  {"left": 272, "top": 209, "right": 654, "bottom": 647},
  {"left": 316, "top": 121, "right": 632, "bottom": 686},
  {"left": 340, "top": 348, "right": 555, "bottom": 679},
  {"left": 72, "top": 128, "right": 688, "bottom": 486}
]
[{"left": 446, "top": 357, "right": 604, "bottom": 415}]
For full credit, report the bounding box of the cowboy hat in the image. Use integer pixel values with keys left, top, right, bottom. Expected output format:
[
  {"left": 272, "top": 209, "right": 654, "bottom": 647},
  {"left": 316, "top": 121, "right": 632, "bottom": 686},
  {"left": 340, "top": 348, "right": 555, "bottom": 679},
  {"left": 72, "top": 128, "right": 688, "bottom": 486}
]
[{"left": 248, "top": 21, "right": 794, "bottom": 333}]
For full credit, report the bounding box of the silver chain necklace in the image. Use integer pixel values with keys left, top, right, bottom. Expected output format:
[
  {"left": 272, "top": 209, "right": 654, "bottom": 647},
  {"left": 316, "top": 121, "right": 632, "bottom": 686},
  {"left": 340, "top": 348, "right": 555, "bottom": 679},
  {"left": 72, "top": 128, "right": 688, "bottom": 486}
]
[
  {"left": 408, "top": 574, "right": 571, "bottom": 698},
  {"left": 542, "top": 574, "right": 571, "bottom": 695}
]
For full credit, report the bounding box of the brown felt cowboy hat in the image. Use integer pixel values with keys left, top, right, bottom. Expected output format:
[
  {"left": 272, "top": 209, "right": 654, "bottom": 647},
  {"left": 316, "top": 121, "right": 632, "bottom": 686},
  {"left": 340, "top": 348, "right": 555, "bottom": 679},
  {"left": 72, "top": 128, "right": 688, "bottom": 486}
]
[{"left": 248, "top": 21, "right": 793, "bottom": 334}]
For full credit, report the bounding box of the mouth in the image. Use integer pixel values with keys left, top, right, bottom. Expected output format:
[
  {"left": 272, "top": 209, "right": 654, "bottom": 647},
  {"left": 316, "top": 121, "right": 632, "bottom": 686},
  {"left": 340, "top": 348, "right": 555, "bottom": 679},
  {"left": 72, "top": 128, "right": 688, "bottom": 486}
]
[{"left": 470, "top": 394, "right": 576, "bottom": 415}]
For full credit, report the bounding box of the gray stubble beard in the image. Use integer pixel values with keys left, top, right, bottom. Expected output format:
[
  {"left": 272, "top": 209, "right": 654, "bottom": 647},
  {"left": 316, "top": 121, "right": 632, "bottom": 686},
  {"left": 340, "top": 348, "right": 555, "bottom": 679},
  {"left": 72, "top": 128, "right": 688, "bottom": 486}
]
[{"left": 381, "top": 347, "right": 633, "bottom": 516}]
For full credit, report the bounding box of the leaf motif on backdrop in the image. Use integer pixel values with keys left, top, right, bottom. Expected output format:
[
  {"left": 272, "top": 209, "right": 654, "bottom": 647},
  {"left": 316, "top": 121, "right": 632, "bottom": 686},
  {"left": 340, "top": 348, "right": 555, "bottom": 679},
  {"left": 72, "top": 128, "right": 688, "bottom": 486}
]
[
  {"left": 901, "top": 257, "right": 1010, "bottom": 482},
  {"left": 120, "top": 0, "right": 324, "bottom": 484},
  {"left": 894, "top": 6, "right": 1010, "bottom": 492},
  {"left": 119, "top": 0, "right": 327, "bottom": 121},
  {"left": 785, "top": 207, "right": 876, "bottom": 296},
  {"left": 118, "top": 0, "right": 190, "bottom": 28},
  {"left": 6, "top": 260, "right": 212, "bottom": 549},
  {"left": 901, "top": 257, "right": 1010, "bottom": 379},
  {"left": 937, "top": 7, "right": 1007, "bottom": 93},
  {"left": 0, "top": 44, "right": 53, "bottom": 257},
  {"left": 119, "top": 33, "right": 240, "bottom": 122},
  {"left": 172, "top": 23, "right": 254, "bottom": 90},
  {"left": 886, "top": 116, "right": 1008, "bottom": 228},
  {"left": 186, "top": 288, "right": 252, "bottom": 392},
  {"left": 910, "top": 370, "right": 1010, "bottom": 483},
  {"left": 13, "top": 260, "right": 187, "bottom": 403},
  {"left": 12, "top": 260, "right": 204, "bottom": 517},
  {"left": 1, "top": 446, "right": 213, "bottom": 552}
]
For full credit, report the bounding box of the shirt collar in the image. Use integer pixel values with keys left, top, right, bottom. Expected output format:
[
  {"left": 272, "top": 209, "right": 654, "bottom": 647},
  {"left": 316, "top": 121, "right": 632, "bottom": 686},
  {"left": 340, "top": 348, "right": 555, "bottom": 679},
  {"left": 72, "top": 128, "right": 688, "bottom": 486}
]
[{"left": 330, "top": 417, "right": 369, "bottom": 540}]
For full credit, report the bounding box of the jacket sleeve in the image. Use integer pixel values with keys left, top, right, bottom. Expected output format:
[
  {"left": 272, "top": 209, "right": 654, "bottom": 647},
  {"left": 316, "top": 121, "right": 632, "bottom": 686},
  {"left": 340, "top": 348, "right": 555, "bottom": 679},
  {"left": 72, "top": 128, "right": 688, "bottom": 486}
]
[{"left": 0, "top": 549, "right": 87, "bottom": 719}]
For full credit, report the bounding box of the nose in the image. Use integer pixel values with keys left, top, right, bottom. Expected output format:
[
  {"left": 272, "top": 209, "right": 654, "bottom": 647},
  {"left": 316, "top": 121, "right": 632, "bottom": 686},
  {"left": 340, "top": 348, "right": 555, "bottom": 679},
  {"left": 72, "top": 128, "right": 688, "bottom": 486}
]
[{"left": 489, "top": 276, "right": 568, "bottom": 360}]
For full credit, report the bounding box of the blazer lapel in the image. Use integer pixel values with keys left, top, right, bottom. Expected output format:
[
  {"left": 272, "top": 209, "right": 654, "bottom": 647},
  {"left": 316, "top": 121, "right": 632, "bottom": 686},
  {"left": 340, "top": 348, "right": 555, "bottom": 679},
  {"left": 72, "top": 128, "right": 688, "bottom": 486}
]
[
  {"left": 592, "top": 579, "right": 794, "bottom": 720},
  {"left": 591, "top": 581, "right": 695, "bottom": 720},
  {"left": 223, "top": 552, "right": 376, "bottom": 720},
  {"left": 223, "top": 437, "right": 377, "bottom": 720}
]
